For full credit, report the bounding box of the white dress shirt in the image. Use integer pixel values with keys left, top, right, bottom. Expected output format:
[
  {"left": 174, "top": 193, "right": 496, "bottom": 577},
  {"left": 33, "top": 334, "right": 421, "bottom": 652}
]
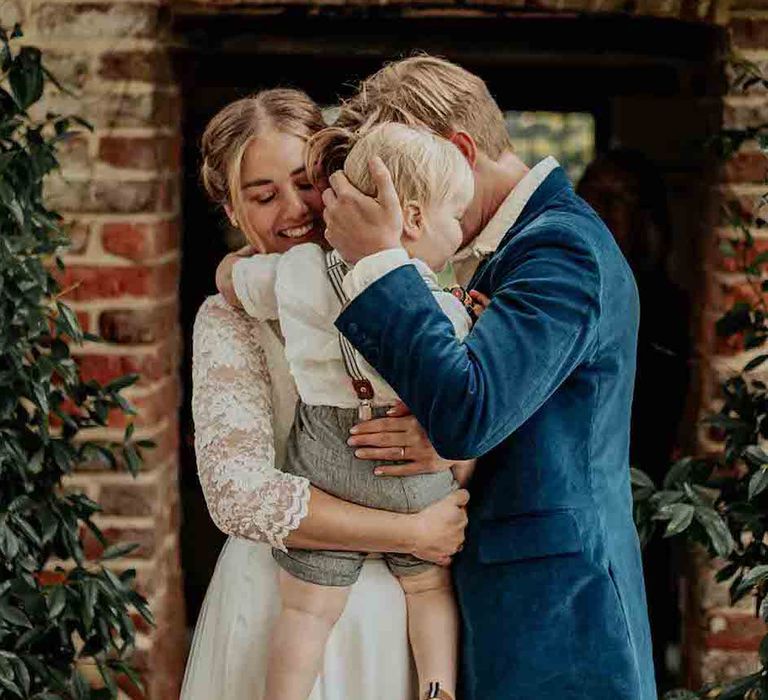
[
  {"left": 343, "top": 157, "right": 560, "bottom": 298},
  {"left": 232, "top": 242, "right": 471, "bottom": 408}
]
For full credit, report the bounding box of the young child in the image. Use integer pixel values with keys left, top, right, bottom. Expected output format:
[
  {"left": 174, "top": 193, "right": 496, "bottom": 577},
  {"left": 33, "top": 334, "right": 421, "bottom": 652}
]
[{"left": 220, "top": 123, "right": 479, "bottom": 700}]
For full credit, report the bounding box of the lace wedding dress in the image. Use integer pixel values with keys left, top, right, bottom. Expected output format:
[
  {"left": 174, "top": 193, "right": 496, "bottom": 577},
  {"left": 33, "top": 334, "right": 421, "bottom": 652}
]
[{"left": 181, "top": 296, "right": 415, "bottom": 699}]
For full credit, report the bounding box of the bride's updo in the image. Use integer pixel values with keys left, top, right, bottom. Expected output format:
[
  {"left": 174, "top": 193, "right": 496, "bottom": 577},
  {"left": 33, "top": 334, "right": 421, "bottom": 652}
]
[{"left": 200, "top": 89, "right": 325, "bottom": 236}]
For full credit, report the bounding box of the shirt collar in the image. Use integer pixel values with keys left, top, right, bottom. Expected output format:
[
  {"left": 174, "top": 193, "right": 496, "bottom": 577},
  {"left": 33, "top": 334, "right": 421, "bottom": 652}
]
[{"left": 452, "top": 156, "right": 560, "bottom": 264}]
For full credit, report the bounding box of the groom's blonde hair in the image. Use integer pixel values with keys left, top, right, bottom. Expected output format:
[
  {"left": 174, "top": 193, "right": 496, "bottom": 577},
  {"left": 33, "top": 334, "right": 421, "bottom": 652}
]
[{"left": 318, "top": 55, "right": 512, "bottom": 175}]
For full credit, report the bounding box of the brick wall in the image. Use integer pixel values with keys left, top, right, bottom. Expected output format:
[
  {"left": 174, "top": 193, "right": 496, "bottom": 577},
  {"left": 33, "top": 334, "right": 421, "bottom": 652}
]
[
  {"left": 12, "top": 0, "right": 186, "bottom": 696},
  {"left": 13, "top": 0, "right": 762, "bottom": 694},
  {"left": 692, "top": 0, "right": 768, "bottom": 687}
]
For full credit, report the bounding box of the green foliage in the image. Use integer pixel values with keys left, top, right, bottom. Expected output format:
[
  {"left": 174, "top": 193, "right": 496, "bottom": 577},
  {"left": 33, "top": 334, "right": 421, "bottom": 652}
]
[
  {"left": 631, "top": 56, "right": 768, "bottom": 700},
  {"left": 0, "top": 24, "right": 152, "bottom": 699}
]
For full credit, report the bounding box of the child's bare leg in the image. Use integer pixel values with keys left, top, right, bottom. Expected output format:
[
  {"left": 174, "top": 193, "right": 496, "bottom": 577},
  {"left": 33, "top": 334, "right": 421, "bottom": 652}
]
[
  {"left": 264, "top": 568, "right": 351, "bottom": 700},
  {"left": 398, "top": 566, "right": 458, "bottom": 700}
]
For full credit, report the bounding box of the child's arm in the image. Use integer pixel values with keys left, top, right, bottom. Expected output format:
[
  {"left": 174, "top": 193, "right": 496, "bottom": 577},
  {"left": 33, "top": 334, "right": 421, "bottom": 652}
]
[
  {"left": 215, "top": 244, "right": 259, "bottom": 308},
  {"left": 229, "top": 253, "right": 282, "bottom": 321}
]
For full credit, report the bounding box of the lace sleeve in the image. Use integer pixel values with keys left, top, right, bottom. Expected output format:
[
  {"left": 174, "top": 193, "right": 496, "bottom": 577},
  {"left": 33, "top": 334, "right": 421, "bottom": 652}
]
[{"left": 192, "top": 295, "right": 310, "bottom": 551}]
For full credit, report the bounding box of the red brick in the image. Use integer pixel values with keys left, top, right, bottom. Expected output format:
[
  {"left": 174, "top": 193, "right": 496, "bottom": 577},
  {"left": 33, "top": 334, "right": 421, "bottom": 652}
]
[
  {"left": 37, "top": 90, "right": 180, "bottom": 130},
  {"left": 153, "top": 91, "right": 181, "bottom": 128},
  {"left": 36, "top": 570, "right": 68, "bottom": 586},
  {"left": 98, "top": 50, "right": 173, "bottom": 84},
  {"left": 101, "top": 220, "right": 180, "bottom": 261},
  {"left": 82, "top": 525, "right": 156, "bottom": 560},
  {"left": 64, "top": 219, "right": 92, "bottom": 255},
  {"left": 723, "top": 151, "right": 768, "bottom": 184},
  {"left": 721, "top": 194, "right": 767, "bottom": 228},
  {"left": 731, "top": 0, "right": 768, "bottom": 8},
  {"left": 98, "top": 304, "right": 178, "bottom": 344},
  {"left": 106, "top": 379, "right": 179, "bottom": 430},
  {"left": 47, "top": 178, "right": 175, "bottom": 214},
  {"left": 36, "top": 3, "right": 161, "bottom": 40},
  {"left": 713, "top": 331, "right": 745, "bottom": 356},
  {"left": 714, "top": 235, "right": 768, "bottom": 273},
  {"left": 56, "top": 260, "right": 179, "bottom": 301},
  {"left": 58, "top": 133, "right": 91, "bottom": 171},
  {"left": 99, "top": 136, "right": 179, "bottom": 172},
  {"left": 100, "top": 480, "right": 158, "bottom": 517},
  {"left": 92, "top": 180, "right": 168, "bottom": 214},
  {"left": 704, "top": 613, "right": 765, "bottom": 652},
  {"left": 730, "top": 18, "right": 768, "bottom": 51},
  {"left": 724, "top": 98, "right": 768, "bottom": 130},
  {"left": 43, "top": 50, "right": 91, "bottom": 90},
  {"left": 75, "top": 346, "right": 175, "bottom": 387},
  {"left": 44, "top": 177, "right": 91, "bottom": 212},
  {"left": 77, "top": 311, "right": 91, "bottom": 334},
  {"left": 710, "top": 278, "right": 765, "bottom": 313}
]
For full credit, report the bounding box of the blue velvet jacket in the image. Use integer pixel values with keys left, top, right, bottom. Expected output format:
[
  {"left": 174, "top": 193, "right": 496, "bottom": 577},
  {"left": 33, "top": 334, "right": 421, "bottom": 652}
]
[{"left": 336, "top": 167, "right": 656, "bottom": 699}]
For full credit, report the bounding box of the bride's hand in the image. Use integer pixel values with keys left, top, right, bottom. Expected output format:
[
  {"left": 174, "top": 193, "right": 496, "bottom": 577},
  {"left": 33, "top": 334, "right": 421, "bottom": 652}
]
[
  {"left": 347, "top": 401, "right": 454, "bottom": 477},
  {"left": 408, "top": 490, "right": 470, "bottom": 566}
]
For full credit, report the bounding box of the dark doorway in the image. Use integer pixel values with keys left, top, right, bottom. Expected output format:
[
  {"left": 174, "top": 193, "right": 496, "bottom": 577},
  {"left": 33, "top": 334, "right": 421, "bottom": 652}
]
[{"left": 172, "top": 8, "right": 725, "bottom": 688}]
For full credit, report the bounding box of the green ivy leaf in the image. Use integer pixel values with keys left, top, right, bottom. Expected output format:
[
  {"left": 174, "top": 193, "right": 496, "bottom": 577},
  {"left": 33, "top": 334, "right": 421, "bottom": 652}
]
[
  {"left": 47, "top": 586, "right": 66, "bottom": 619},
  {"left": 95, "top": 658, "right": 117, "bottom": 697},
  {"left": 9, "top": 656, "right": 30, "bottom": 696},
  {"left": 9, "top": 46, "right": 43, "bottom": 111},
  {"left": 749, "top": 466, "right": 768, "bottom": 500},
  {"left": 100, "top": 542, "right": 139, "bottom": 561},
  {"left": 0, "top": 601, "right": 31, "bottom": 628},
  {"left": 744, "top": 353, "right": 768, "bottom": 372},
  {"left": 694, "top": 507, "right": 736, "bottom": 558},
  {"left": 662, "top": 503, "right": 695, "bottom": 537}
]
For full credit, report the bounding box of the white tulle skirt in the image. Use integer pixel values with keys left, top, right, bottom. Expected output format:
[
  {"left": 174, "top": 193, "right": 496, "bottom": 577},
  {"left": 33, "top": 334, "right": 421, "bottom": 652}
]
[{"left": 181, "top": 537, "right": 416, "bottom": 699}]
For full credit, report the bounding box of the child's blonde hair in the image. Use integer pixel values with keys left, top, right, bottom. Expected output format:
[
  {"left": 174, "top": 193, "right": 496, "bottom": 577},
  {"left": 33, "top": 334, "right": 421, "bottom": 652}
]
[{"left": 308, "top": 123, "right": 473, "bottom": 211}]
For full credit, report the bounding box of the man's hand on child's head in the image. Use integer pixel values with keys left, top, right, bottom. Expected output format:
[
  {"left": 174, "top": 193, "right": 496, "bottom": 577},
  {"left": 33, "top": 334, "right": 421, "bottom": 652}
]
[{"left": 322, "top": 157, "right": 404, "bottom": 263}]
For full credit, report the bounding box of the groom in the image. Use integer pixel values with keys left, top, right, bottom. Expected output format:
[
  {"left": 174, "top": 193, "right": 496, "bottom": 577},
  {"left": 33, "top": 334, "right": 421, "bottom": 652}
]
[{"left": 323, "top": 56, "right": 656, "bottom": 699}]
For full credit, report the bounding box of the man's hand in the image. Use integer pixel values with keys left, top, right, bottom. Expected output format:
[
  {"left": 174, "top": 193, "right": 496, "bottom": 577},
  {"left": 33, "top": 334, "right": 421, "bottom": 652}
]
[
  {"left": 322, "top": 157, "right": 403, "bottom": 264},
  {"left": 408, "top": 490, "right": 469, "bottom": 566},
  {"left": 348, "top": 401, "right": 455, "bottom": 477}
]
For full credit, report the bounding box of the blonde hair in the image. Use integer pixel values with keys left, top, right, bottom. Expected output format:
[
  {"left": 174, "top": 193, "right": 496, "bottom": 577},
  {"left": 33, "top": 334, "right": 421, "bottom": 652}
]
[
  {"left": 309, "top": 123, "right": 473, "bottom": 213},
  {"left": 322, "top": 55, "right": 512, "bottom": 177},
  {"left": 200, "top": 88, "right": 325, "bottom": 246}
]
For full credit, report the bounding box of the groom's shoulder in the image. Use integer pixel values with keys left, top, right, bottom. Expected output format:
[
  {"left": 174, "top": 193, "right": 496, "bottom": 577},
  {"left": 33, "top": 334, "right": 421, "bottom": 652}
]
[{"left": 499, "top": 206, "right": 602, "bottom": 264}]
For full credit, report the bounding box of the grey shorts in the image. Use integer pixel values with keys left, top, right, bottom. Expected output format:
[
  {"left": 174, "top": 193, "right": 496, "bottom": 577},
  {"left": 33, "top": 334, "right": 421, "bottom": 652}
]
[{"left": 273, "top": 402, "right": 457, "bottom": 587}]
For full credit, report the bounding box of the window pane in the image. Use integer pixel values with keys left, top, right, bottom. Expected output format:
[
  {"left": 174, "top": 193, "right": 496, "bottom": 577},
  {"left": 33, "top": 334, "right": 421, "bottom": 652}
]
[{"left": 505, "top": 111, "right": 595, "bottom": 183}]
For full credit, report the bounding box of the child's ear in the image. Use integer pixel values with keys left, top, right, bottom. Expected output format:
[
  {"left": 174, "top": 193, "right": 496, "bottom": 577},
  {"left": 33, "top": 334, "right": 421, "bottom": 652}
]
[{"left": 402, "top": 201, "right": 423, "bottom": 241}]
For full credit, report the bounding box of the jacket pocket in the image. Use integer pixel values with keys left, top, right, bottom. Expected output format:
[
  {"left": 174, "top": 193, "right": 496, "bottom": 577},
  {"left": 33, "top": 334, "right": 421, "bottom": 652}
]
[{"left": 477, "top": 510, "right": 583, "bottom": 564}]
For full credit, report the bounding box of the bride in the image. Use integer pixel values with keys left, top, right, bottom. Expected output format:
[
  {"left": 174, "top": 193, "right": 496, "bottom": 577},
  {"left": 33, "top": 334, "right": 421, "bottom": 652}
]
[{"left": 181, "top": 88, "right": 469, "bottom": 699}]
